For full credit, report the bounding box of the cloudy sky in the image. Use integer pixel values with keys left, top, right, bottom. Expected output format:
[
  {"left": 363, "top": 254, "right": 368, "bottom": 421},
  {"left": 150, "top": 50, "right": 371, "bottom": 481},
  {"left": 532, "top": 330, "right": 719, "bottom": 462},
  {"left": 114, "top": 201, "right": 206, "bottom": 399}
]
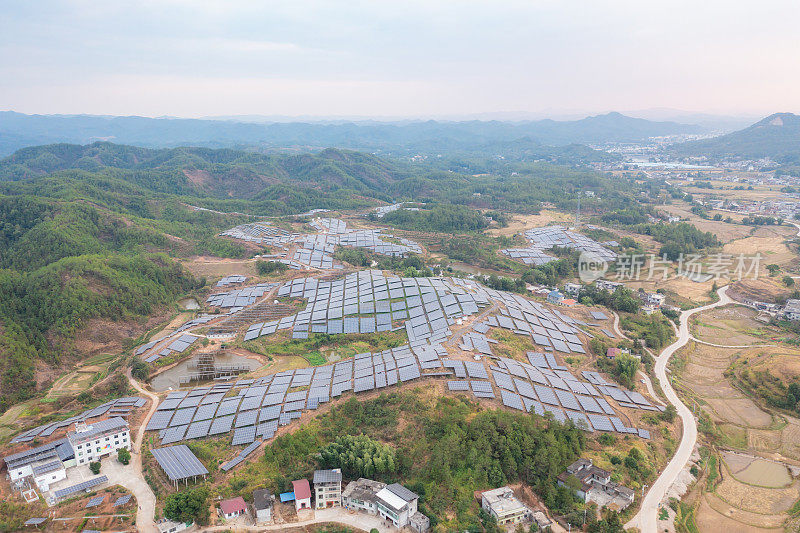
[{"left": 1, "top": 0, "right": 798, "bottom": 118}]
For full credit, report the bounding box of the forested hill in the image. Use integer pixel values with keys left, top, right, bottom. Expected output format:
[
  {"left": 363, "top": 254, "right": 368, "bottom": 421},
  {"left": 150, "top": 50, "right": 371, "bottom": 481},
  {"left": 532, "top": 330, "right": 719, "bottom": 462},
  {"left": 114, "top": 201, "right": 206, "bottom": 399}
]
[
  {"left": 0, "top": 110, "right": 704, "bottom": 156},
  {"left": 668, "top": 112, "right": 800, "bottom": 164},
  {"left": 0, "top": 143, "right": 416, "bottom": 198}
]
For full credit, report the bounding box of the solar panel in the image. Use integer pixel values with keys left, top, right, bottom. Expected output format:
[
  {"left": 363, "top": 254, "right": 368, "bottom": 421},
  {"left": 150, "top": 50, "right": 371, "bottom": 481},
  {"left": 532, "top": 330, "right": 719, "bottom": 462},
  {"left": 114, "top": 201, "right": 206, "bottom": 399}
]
[
  {"left": 398, "top": 364, "right": 420, "bottom": 382},
  {"left": 185, "top": 419, "right": 212, "bottom": 440},
  {"left": 150, "top": 445, "right": 209, "bottom": 481},
  {"left": 514, "top": 379, "right": 537, "bottom": 399},
  {"left": 470, "top": 380, "right": 493, "bottom": 393},
  {"left": 566, "top": 411, "right": 593, "bottom": 431},
  {"left": 587, "top": 414, "right": 614, "bottom": 432},
  {"left": 534, "top": 384, "right": 559, "bottom": 405},
  {"left": 114, "top": 494, "right": 132, "bottom": 507},
  {"left": 447, "top": 381, "right": 469, "bottom": 391},
  {"left": 193, "top": 403, "right": 218, "bottom": 421},
  {"left": 85, "top": 495, "right": 104, "bottom": 508},
  {"left": 577, "top": 395, "right": 604, "bottom": 414},
  {"left": 555, "top": 389, "right": 580, "bottom": 410},
  {"left": 54, "top": 475, "right": 108, "bottom": 499},
  {"left": 146, "top": 410, "right": 173, "bottom": 431},
  {"left": 232, "top": 425, "right": 257, "bottom": 446},
  {"left": 596, "top": 398, "right": 616, "bottom": 415},
  {"left": 25, "top": 518, "right": 47, "bottom": 526},
  {"left": 160, "top": 424, "right": 188, "bottom": 444},
  {"left": 208, "top": 414, "right": 235, "bottom": 435},
  {"left": 501, "top": 390, "right": 526, "bottom": 411},
  {"left": 492, "top": 370, "right": 515, "bottom": 391}
]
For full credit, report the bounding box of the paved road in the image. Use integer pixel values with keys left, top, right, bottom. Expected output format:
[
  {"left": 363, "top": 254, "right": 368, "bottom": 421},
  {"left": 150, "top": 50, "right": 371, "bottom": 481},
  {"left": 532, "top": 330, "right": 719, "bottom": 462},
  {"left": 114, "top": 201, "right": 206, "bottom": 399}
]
[
  {"left": 127, "top": 369, "right": 160, "bottom": 533},
  {"left": 626, "top": 286, "right": 732, "bottom": 532}
]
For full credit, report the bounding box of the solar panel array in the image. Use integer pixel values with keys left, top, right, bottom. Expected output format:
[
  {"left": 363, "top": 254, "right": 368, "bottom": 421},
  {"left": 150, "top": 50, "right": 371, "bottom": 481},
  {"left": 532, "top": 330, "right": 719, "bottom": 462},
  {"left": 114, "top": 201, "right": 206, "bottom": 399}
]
[
  {"left": 219, "top": 222, "right": 296, "bottom": 245},
  {"left": 135, "top": 271, "right": 656, "bottom": 472},
  {"left": 501, "top": 225, "right": 617, "bottom": 266},
  {"left": 373, "top": 202, "right": 421, "bottom": 218},
  {"left": 242, "top": 271, "right": 486, "bottom": 342},
  {"left": 222, "top": 217, "right": 424, "bottom": 270},
  {"left": 206, "top": 284, "right": 273, "bottom": 308},
  {"left": 142, "top": 333, "right": 201, "bottom": 364},
  {"left": 145, "top": 336, "right": 449, "bottom": 449},
  {"left": 216, "top": 275, "right": 247, "bottom": 287},
  {"left": 53, "top": 475, "right": 108, "bottom": 499},
  {"left": 11, "top": 397, "right": 145, "bottom": 444},
  {"left": 150, "top": 445, "right": 209, "bottom": 481}
]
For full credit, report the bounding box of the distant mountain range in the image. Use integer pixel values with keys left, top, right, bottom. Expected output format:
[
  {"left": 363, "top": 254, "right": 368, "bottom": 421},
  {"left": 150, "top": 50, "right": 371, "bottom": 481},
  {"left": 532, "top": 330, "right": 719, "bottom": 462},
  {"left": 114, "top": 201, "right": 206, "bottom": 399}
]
[
  {"left": 0, "top": 110, "right": 704, "bottom": 157},
  {"left": 668, "top": 113, "right": 800, "bottom": 164}
]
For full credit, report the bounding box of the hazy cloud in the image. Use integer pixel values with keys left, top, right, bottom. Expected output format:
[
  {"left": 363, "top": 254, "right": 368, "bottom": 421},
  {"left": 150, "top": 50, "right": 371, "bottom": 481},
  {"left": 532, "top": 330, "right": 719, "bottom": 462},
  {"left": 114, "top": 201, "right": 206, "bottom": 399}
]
[{"left": 1, "top": 0, "right": 798, "bottom": 117}]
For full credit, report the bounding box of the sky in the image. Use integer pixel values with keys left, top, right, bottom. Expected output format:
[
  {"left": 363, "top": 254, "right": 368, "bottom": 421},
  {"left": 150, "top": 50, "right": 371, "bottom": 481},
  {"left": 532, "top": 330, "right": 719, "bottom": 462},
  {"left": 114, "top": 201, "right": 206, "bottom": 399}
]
[{"left": 1, "top": 0, "right": 799, "bottom": 119}]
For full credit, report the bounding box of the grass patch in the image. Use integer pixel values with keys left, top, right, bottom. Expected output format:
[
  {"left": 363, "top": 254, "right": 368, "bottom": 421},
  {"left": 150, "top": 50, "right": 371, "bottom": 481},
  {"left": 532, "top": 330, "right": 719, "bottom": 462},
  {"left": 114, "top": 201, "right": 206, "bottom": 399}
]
[
  {"left": 244, "top": 330, "right": 407, "bottom": 363},
  {"left": 488, "top": 329, "right": 536, "bottom": 360}
]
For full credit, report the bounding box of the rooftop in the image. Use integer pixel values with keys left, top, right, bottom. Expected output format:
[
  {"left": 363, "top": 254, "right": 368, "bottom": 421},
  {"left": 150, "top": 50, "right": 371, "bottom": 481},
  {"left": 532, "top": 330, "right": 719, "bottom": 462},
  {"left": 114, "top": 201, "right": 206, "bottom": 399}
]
[
  {"left": 253, "top": 489, "right": 272, "bottom": 510},
  {"left": 376, "top": 487, "right": 409, "bottom": 512},
  {"left": 387, "top": 483, "right": 418, "bottom": 503},
  {"left": 343, "top": 478, "right": 386, "bottom": 502},
  {"left": 482, "top": 487, "right": 528, "bottom": 515},
  {"left": 220, "top": 496, "right": 247, "bottom": 515},
  {"left": 150, "top": 445, "right": 209, "bottom": 482},
  {"left": 292, "top": 478, "right": 312, "bottom": 500},
  {"left": 313, "top": 468, "right": 342, "bottom": 484},
  {"left": 68, "top": 417, "right": 128, "bottom": 444}
]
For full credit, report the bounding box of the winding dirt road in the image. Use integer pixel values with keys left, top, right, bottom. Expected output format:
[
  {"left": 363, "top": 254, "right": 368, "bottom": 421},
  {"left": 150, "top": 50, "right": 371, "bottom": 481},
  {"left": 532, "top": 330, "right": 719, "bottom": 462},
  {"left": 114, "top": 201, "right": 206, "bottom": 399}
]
[{"left": 625, "top": 285, "right": 732, "bottom": 532}]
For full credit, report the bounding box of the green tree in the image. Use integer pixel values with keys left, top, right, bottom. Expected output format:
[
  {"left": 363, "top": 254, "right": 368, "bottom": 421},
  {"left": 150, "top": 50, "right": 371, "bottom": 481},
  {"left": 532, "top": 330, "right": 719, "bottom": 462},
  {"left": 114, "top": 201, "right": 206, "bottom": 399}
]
[
  {"left": 164, "top": 486, "right": 210, "bottom": 525},
  {"left": 89, "top": 461, "right": 101, "bottom": 475},
  {"left": 117, "top": 447, "right": 131, "bottom": 465}
]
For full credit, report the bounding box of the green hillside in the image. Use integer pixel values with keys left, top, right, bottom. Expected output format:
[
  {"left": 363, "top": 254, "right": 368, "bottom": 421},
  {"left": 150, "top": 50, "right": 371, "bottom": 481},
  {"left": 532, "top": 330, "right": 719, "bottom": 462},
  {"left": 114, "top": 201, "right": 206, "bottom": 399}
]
[{"left": 669, "top": 113, "right": 800, "bottom": 164}]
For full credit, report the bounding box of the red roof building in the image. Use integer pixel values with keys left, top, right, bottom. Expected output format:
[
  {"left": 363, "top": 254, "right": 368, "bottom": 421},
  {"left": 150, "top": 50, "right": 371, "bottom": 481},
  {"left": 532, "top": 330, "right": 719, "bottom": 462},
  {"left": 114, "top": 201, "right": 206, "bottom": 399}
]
[
  {"left": 220, "top": 496, "right": 247, "bottom": 518},
  {"left": 292, "top": 478, "right": 312, "bottom": 510}
]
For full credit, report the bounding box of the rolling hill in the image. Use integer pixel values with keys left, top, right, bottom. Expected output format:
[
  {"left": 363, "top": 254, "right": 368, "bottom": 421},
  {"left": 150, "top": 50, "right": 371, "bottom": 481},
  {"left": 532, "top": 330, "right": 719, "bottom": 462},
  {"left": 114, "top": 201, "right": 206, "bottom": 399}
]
[
  {"left": 669, "top": 112, "right": 800, "bottom": 164},
  {"left": 0, "top": 110, "right": 704, "bottom": 156}
]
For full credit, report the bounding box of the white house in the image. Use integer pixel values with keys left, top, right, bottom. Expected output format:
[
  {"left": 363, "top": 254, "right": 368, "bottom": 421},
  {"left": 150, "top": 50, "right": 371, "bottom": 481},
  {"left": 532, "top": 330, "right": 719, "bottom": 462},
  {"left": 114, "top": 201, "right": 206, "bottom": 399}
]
[
  {"left": 313, "top": 468, "right": 342, "bottom": 509},
  {"left": 31, "top": 459, "right": 67, "bottom": 492},
  {"left": 785, "top": 299, "right": 800, "bottom": 321},
  {"left": 564, "top": 283, "right": 582, "bottom": 296},
  {"left": 643, "top": 292, "right": 665, "bottom": 308},
  {"left": 595, "top": 280, "right": 623, "bottom": 292},
  {"left": 558, "top": 459, "right": 635, "bottom": 511},
  {"left": 481, "top": 486, "right": 532, "bottom": 526},
  {"left": 68, "top": 417, "right": 130, "bottom": 466},
  {"left": 253, "top": 489, "right": 272, "bottom": 523},
  {"left": 2, "top": 438, "right": 74, "bottom": 483},
  {"left": 156, "top": 519, "right": 191, "bottom": 533},
  {"left": 376, "top": 483, "right": 421, "bottom": 529},
  {"left": 292, "top": 478, "right": 312, "bottom": 511}
]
